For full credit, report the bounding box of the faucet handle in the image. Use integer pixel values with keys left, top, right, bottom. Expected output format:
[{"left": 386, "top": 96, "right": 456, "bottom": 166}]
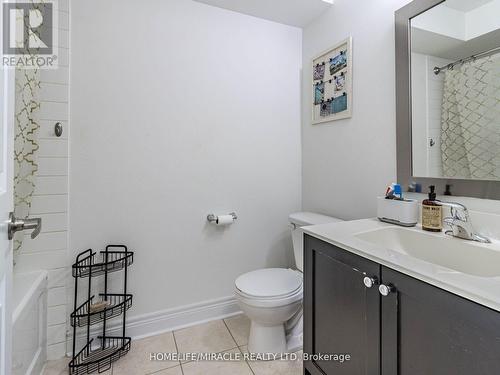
[
  {"left": 441, "top": 202, "right": 468, "bottom": 221},
  {"left": 450, "top": 206, "right": 469, "bottom": 221},
  {"left": 443, "top": 216, "right": 454, "bottom": 227}
]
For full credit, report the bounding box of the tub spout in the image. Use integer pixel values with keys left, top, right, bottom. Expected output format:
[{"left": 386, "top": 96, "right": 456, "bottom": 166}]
[{"left": 7, "top": 213, "right": 42, "bottom": 240}]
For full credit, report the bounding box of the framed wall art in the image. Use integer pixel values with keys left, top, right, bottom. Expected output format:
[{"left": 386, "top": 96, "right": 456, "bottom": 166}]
[{"left": 312, "top": 37, "right": 352, "bottom": 124}]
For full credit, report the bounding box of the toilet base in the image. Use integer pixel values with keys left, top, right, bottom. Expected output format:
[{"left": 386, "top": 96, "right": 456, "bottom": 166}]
[
  {"left": 248, "top": 321, "right": 287, "bottom": 355},
  {"left": 247, "top": 314, "right": 303, "bottom": 356},
  {"left": 286, "top": 313, "right": 303, "bottom": 353}
]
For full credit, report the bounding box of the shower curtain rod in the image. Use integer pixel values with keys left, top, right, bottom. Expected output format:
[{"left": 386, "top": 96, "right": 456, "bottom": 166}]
[{"left": 433, "top": 46, "right": 500, "bottom": 75}]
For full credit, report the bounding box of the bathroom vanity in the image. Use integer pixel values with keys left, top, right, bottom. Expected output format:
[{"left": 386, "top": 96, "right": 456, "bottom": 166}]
[
  {"left": 303, "top": 219, "right": 500, "bottom": 375},
  {"left": 302, "top": 0, "right": 500, "bottom": 370}
]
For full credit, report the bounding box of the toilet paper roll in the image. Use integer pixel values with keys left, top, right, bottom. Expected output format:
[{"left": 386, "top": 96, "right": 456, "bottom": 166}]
[{"left": 216, "top": 215, "right": 234, "bottom": 225}]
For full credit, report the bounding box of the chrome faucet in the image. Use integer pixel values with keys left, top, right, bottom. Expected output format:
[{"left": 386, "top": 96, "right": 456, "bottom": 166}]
[{"left": 440, "top": 202, "right": 491, "bottom": 243}]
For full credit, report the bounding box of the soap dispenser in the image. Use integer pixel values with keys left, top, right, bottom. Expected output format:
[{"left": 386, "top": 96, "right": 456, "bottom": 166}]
[{"left": 422, "top": 185, "right": 442, "bottom": 232}]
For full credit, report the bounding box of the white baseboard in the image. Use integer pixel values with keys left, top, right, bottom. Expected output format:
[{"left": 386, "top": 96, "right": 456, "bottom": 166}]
[{"left": 68, "top": 295, "right": 241, "bottom": 355}]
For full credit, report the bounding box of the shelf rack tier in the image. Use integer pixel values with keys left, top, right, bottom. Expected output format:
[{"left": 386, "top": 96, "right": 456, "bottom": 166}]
[
  {"left": 72, "top": 247, "right": 133, "bottom": 278},
  {"left": 71, "top": 293, "right": 133, "bottom": 327},
  {"left": 68, "top": 336, "right": 131, "bottom": 375}
]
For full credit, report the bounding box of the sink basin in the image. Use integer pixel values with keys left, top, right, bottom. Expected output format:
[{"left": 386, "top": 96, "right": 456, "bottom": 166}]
[{"left": 355, "top": 227, "right": 500, "bottom": 277}]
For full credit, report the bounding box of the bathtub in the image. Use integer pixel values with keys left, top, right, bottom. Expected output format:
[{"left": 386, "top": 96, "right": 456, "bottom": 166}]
[{"left": 12, "top": 271, "right": 48, "bottom": 375}]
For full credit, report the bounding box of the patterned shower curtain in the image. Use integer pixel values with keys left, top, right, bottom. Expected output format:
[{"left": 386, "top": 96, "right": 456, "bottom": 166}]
[
  {"left": 14, "top": 68, "right": 41, "bottom": 255},
  {"left": 12, "top": 0, "right": 44, "bottom": 258},
  {"left": 13, "top": 8, "right": 45, "bottom": 257},
  {"left": 441, "top": 54, "right": 500, "bottom": 180}
]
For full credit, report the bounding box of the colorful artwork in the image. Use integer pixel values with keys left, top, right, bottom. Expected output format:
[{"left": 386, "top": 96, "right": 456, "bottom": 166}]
[
  {"left": 334, "top": 74, "right": 346, "bottom": 91},
  {"left": 320, "top": 100, "right": 332, "bottom": 117},
  {"left": 333, "top": 93, "right": 348, "bottom": 113},
  {"left": 312, "top": 37, "right": 352, "bottom": 124},
  {"left": 314, "top": 82, "right": 324, "bottom": 105},
  {"left": 314, "top": 63, "right": 325, "bottom": 80},
  {"left": 330, "top": 51, "right": 347, "bottom": 75}
]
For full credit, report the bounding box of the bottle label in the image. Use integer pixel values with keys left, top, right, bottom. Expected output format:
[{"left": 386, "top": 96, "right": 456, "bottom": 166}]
[{"left": 422, "top": 205, "right": 442, "bottom": 229}]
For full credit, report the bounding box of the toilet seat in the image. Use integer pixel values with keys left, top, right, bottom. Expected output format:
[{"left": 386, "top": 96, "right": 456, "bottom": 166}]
[
  {"left": 236, "top": 284, "right": 303, "bottom": 308},
  {"left": 235, "top": 268, "right": 303, "bottom": 308},
  {"left": 235, "top": 268, "right": 302, "bottom": 297}
]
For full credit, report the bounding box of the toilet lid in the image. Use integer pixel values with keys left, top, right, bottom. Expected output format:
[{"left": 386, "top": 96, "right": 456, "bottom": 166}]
[{"left": 235, "top": 268, "right": 302, "bottom": 298}]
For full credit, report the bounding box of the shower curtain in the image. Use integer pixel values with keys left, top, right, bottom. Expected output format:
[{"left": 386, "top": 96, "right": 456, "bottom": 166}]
[
  {"left": 441, "top": 54, "right": 500, "bottom": 180},
  {"left": 12, "top": 0, "right": 44, "bottom": 258},
  {"left": 13, "top": 69, "right": 41, "bottom": 254}
]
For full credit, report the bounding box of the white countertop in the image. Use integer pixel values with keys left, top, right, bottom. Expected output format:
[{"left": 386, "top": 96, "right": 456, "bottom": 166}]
[{"left": 303, "top": 218, "right": 500, "bottom": 312}]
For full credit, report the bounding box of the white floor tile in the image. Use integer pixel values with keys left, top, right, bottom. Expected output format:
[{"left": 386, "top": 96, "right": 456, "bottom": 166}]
[
  {"left": 112, "top": 331, "right": 179, "bottom": 374},
  {"left": 174, "top": 320, "right": 237, "bottom": 357},
  {"left": 153, "top": 365, "right": 183, "bottom": 374},
  {"left": 224, "top": 314, "right": 251, "bottom": 346},
  {"left": 42, "top": 357, "right": 69, "bottom": 375},
  {"left": 181, "top": 348, "right": 252, "bottom": 375},
  {"left": 247, "top": 349, "right": 303, "bottom": 375}
]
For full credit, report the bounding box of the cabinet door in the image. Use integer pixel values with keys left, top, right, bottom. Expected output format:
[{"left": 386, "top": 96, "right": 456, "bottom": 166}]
[
  {"left": 381, "top": 266, "right": 500, "bottom": 375},
  {"left": 304, "top": 235, "right": 380, "bottom": 375}
]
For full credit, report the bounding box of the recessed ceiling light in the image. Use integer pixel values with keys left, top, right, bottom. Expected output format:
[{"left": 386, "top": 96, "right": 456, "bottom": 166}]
[{"left": 321, "top": 0, "right": 334, "bottom": 4}]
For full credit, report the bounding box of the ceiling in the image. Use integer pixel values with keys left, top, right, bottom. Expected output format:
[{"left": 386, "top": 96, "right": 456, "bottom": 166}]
[
  {"left": 412, "top": 27, "right": 500, "bottom": 60},
  {"left": 193, "top": 0, "right": 333, "bottom": 28},
  {"left": 444, "top": 0, "right": 494, "bottom": 12}
]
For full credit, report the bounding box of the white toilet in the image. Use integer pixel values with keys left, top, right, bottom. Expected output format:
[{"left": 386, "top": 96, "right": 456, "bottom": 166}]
[{"left": 234, "top": 212, "right": 342, "bottom": 355}]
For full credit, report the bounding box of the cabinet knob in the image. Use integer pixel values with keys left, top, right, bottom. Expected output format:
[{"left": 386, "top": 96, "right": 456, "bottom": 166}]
[
  {"left": 379, "top": 284, "right": 396, "bottom": 296},
  {"left": 363, "top": 276, "right": 379, "bottom": 289}
]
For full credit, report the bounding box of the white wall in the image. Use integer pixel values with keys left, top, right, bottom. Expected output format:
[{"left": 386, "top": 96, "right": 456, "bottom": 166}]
[
  {"left": 70, "top": 0, "right": 301, "bottom": 322},
  {"left": 301, "top": 0, "right": 413, "bottom": 220},
  {"left": 411, "top": 53, "right": 451, "bottom": 178},
  {"left": 14, "top": 0, "right": 70, "bottom": 360},
  {"left": 411, "top": 53, "right": 428, "bottom": 177}
]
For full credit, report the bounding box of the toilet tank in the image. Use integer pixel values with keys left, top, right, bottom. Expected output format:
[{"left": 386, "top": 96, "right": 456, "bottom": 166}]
[{"left": 289, "top": 212, "right": 343, "bottom": 271}]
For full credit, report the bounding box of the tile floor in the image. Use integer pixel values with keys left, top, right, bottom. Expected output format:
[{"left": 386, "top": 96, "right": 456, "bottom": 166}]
[{"left": 42, "top": 314, "right": 303, "bottom": 375}]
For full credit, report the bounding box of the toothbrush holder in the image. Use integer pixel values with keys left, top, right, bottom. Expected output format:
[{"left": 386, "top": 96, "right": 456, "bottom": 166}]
[{"left": 377, "top": 197, "right": 419, "bottom": 227}]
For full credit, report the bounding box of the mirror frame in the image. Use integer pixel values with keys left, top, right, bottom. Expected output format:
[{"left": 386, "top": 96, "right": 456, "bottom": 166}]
[{"left": 395, "top": 0, "right": 500, "bottom": 199}]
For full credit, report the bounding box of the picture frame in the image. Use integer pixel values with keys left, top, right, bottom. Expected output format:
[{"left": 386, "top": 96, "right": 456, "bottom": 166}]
[{"left": 311, "top": 36, "right": 353, "bottom": 124}]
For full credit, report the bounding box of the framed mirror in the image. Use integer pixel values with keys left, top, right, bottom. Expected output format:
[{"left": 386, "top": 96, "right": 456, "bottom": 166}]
[{"left": 396, "top": 0, "right": 500, "bottom": 198}]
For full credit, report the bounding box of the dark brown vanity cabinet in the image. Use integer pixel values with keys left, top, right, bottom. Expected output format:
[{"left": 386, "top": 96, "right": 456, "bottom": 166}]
[
  {"left": 304, "top": 234, "right": 500, "bottom": 375},
  {"left": 381, "top": 267, "right": 500, "bottom": 375},
  {"left": 303, "top": 235, "right": 381, "bottom": 375}
]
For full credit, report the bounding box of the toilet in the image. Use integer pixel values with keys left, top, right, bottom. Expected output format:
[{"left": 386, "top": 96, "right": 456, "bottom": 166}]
[{"left": 234, "top": 212, "right": 342, "bottom": 355}]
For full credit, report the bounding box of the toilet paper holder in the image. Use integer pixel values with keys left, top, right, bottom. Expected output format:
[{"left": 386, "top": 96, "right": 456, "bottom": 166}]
[{"left": 207, "top": 212, "right": 237, "bottom": 223}]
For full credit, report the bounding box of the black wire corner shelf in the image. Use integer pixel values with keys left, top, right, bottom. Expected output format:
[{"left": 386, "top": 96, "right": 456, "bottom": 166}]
[
  {"left": 72, "top": 245, "right": 134, "bottom": 278},
  {"left": 71, "top": 293, "right": 133, "bottom": 327},
  {"left": 69, "top": 245, "right": 134, "bottom": 375},
  {"left": 68, "top": 336, "right": 131, "bottom": 375}
]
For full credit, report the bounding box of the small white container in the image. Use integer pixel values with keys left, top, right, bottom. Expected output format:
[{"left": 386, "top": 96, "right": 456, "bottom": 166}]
[{"left": 377, "top": 197, "right": 419, "bottom": 227}]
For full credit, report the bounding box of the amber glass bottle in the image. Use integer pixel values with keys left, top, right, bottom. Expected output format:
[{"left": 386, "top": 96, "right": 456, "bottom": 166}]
[{"left": 422, "top": 185, "right": 442, "bottom": 232}]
